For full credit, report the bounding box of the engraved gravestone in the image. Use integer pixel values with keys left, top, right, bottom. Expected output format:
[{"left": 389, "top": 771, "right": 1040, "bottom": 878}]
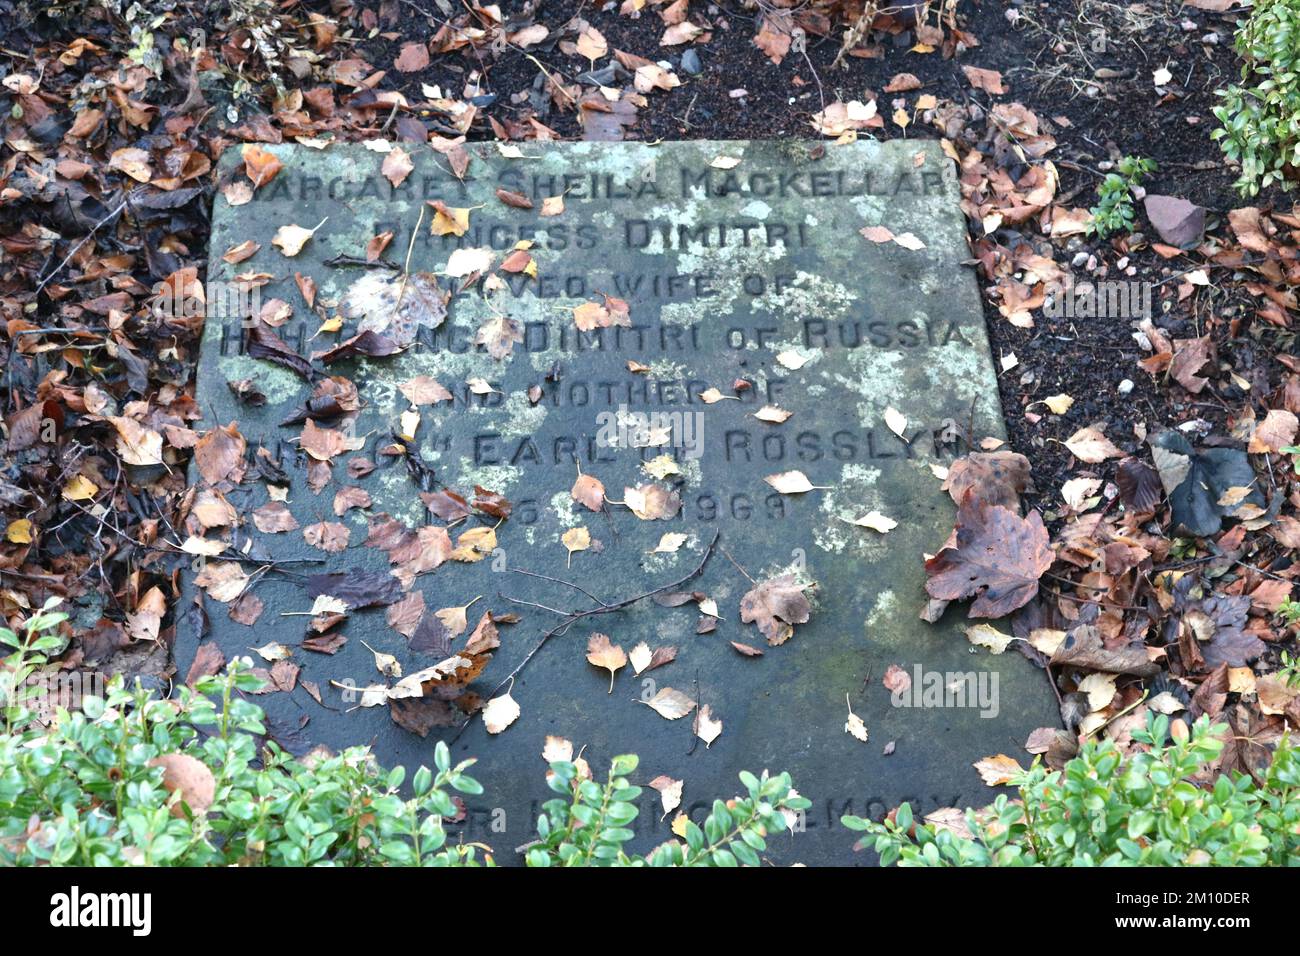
[{"left": 182, "top": 140, "right": 1057, "bottom": 864}]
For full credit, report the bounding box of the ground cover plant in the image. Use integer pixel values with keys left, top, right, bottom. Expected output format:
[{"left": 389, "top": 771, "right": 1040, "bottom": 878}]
[{"left": 2, "top": 607, "right": 805, "bottom": 865}]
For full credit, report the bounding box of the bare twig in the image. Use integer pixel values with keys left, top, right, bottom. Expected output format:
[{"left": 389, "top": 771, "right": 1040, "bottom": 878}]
[
  {"left": 324, "top": 254, "right": 401, "bottom": 270},
  {"left": 510, "top": 567, "right": 610, "bottom": 608},
  {"left": 33, "top": 198, "right": 130, "bottom": 296},
  {"left": 450, "top": 530, "right": 720, "bottom": 741}
]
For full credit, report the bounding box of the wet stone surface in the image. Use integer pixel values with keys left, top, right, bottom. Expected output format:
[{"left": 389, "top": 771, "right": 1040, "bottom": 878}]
[{"left": 182, "top": 140, "right": 1057, "bottom": 864}]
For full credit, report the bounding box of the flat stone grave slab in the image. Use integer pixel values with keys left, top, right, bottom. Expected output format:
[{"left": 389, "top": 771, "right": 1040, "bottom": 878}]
[{"left": 182, "top": 139, "right": 1057, "bottom": 865}]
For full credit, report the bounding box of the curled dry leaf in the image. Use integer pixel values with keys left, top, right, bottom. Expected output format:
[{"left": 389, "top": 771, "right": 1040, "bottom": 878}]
[
  {"left": 754, "top": 405, "right": 793, "bottom": 423},
  {"left": 381, "top": 147, "right": 414, "bottom": 187},
  {"left": 849, "top": 510, "right": 897, "bottom": 533},
  {"left": 241, "top": 144, "right": 282, "bottom": 190},
  {"left": 650, "top": 532, "right": 688, "bottom": 554},
  {"left": 561, "top": 525, "right": 591, "bottom": 567},
  {"left": 641, "top": 686, "right": 696, "bottom": 720},
  {"left": 661, "top": 21, "right": 703, "bottom": 45},
  {"left": 1077, "top": 672, "right": 1118, "bottom": 712},
  {"left": 1060, "top": 477, "right": 1102, "bottom": 512},
  {"left": 1063, "top": 426, "right": 1124, "bottom": 463},
  {"left": 127, "top": 586, "right": 166, "bottom": 643},
  {"left": 220, "top": 239, "right": 258, "bottom": 265},
  {"left": 571, "top": 472, "right": 605, "bottom": 511},
  {"left": 194, "top": 561, "right": 249, "bottom": 603},
  {"left": 775, "top": 350, "right": 808, "bottom": 370},
  {"left": 450, "top": 526, "right": 496, "bottom": 563},
  {"left": 623, "top": 483, "right": 680, "bottom": 520},
  {"left": 304, "top": 520, "right": 350, "bottom": 553},
  {"left": 474, "top": 314, "right": 524, "bottom": 360},
  {"left": 740, "top": 573, "right": 812, "bottom": 645},
  {"left": 1248, "top": 409, "right": 1298, "bottom": 454},
  {"left": 884, "top": 407, "right": 908, "bottom": 439},
  {"left": 271, "top": 218, "right": 326, "bottom": 257},
  {"left": 472, "top": 486, "right": 512, "bottom": 520},
  {"left": 253, "top": 501, "right": 298, "bottom": 533},
  {"left": 810, "top": 99, "right": 879, "bottom": 135},
  {"left": 430, "top": 201, "right": 471, "bottom": 236},
  {"left": 962, "top": 65, "right": 1007, "bottom": 94},
  {"left": 882, "top": 664, "right": 911, "bottom": 695},
  {"left": 693, "top": 705, "right": 723, "bottom": 747},
  {"left": 885, "top": 72, "right": 922, "bottom": 92},
  {"left": 764, "top": 470, "right": 829, "bottom": 495},
  {"left": 362, "top": 639, "right": 402, "bottom": 679},
  {"left": 253, "top": 642, "right": 293, "bottom": 663},
  {"left": 965, "top": 623, "right": 1013, "bottom": 654},
  {"left": 973, "top": 754, "right": 1023, "bottom": 787},
  {"left": 648, "top": 775, "right": 683, "bottom": 817},
  {"left": 586, "top": 633, "right": 627, "bottom": 693},
  {"left": 542, "top": 735, "right": 573, "bottom": 763},
  {"left": 844, "top": 694, "right": 869, "bottom": 742},
  {"left": 495, "top": 187, "right": 534, "bottom": 209},
  {"left": 629, "top": 642, "right": 677, "bottom": 673},
  {"left": 108, "top": 416, "right": 163, "bottom": 466},
  {"left": 148, "top": 753, "right": 216, "bottom": 818},
  {"left": 192, "top": 490, "right": 236, "bottom": 529},
  {"left": 400, "top": 376, "right": 453, "bottom": 406},
  {"left": 635, "top": 63, "right": 681, "bottom": 93},
  {"left": 941, "top": 451, "right": 1031, "bottom": 510},
  {"left": 434, "top": 597, "right": 480, "bottom": 639},
  {"left": 482, "top": 685, "right": 521, "bottom": 734},
  {"left": 63, "top": 474, "right": 99, "bottom": 502},
  {"left": 629, "top": 641, "right": 653, "bottom": 675}
]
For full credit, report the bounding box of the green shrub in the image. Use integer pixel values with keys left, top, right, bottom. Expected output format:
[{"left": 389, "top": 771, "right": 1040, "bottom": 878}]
[
  {"left": 1089, "top": 155, "right": 1156, "bottom": 237},
  {"left": 1213, "top": 0, "right": 1300, "bottom": 196},
  {"left": 2, "top": 632, "right": 487, "bottom": 865},
  {"left": 1, "top": 602, "right": 487, "bottom": 865},
  {"left": 844, "top": 714, "right": 1300, "bottom": 866},
  {"left": 1283, "top": 444, "right": 1300, "bottom": 476},
  {"left": 1, "top": 603, "right": 807, "bottom": 866},
  {"left": 527, "top": 754, "right": 808, "bottom": 867}
]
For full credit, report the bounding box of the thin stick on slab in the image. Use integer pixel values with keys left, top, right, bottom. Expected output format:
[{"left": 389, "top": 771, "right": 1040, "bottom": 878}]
[{"left": 449, "top": 529, "right": 720, "bottom": 742}]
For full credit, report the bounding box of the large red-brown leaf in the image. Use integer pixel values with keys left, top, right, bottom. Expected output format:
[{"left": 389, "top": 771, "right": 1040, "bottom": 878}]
[
  {"left": 924, "top": 498, "right": 1053, "bottom": 618},
  {"left": 739, "top": 574, "right": 812, "bottom": 645},
  {"left": 940, "top": 451, "right": 1031, "bottom": 510},
  {"left": 193, "top": 422, "right": 247, "bottom": 485}
]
